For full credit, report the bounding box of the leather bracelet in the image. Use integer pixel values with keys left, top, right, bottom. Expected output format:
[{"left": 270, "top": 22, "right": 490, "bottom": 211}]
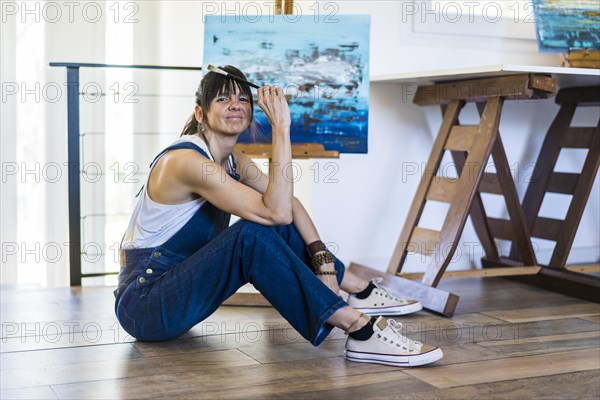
[
  {"left": 307, "top": 240, "right": 327, "bottom": 258},
  {"left": 311, "top": 251, "right": 335, "bottom": 271}
]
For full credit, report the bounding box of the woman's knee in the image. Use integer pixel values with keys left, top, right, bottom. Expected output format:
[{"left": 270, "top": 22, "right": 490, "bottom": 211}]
[
  {"left": 271, "top": 222, "right": 300, "bottom": 241},
  {"left": 234, "top": 220, "right": 285, "bottom": 252},
  {"left": 235, "top": 219, "right": 274, "bottom": 237}
]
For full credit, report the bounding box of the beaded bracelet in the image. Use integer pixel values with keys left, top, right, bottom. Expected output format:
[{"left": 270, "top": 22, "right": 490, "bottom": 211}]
[
  {"left": 316, "top": 270, "right": 337, "bottom": 276},
  {"left": 311, "top": 250, "right": 335, "bottom": 271}
]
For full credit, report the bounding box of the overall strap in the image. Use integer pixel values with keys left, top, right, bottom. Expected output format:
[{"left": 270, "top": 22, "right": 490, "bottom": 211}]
[
  {"left": 134, "top": 140, "right": 240, "bottom": 198},
  {"left": 149, "top": 141, "right": 212, "bottom": 168}
]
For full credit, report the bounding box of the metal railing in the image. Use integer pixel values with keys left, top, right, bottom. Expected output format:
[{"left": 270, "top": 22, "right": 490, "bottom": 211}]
[{"left": 49, "top": 62, "right": 202, "bottom": 286}]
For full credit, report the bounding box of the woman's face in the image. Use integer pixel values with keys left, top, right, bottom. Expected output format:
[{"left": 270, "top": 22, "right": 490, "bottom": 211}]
[{"left": 204, "top": 89, "right": 252, "bottom": 136}]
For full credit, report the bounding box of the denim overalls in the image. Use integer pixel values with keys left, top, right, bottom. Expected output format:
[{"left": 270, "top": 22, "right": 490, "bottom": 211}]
[{"left": 114, "top": 140, "right": 347, "bottom": 345}]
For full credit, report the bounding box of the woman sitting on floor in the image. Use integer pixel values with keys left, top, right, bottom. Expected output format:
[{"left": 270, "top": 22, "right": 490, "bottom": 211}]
[{"left": 114, "top": 65, "right": 443, "bottom": 367}]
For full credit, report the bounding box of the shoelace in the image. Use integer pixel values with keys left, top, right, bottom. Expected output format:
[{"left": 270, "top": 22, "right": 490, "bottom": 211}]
[
  {"left": 386, "top": 319, "right": 422, "bottom": 351},
  {"left": 372, "top": 278, "right": 404, "bottom": 302}
]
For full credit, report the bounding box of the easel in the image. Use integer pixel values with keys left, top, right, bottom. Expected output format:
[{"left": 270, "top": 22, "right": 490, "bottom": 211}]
[
  {"left": 561, "top": 50, "right": 600, "bottom": 69},
  {"left": 234, "top": 0, "right": 339, "bottom": 161},
  {"left": 274, "top": 0, "right": 294, "bottom": 15},
  {"left": 226, "top": 0, "right": 340, "bottom": 306}
]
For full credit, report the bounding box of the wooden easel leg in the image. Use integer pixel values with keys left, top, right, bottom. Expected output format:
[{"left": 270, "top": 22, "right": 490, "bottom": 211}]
[{"left": 422, "top": 97, "right": 504, "bottom": 287}]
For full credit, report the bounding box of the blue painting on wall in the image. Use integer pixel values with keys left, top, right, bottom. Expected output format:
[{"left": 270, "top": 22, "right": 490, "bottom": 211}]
[
  {"left": 533, "top": 0, "right": 600, "bottom": 53},
  {"left": 203, "top": 15, "right": 370, "bottom": 153}
]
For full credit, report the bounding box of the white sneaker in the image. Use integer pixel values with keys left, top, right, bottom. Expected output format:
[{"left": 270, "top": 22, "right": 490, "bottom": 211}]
[
  {"left": 347, "top": 278, "right": 423, "bottom": 316},
  {"left": 345, "top": 316, "right": 443, "bottom": 367}
]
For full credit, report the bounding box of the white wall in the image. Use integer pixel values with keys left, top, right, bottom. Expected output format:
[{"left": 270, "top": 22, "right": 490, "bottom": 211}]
[
  {"left": 1, "top": 12, "right": 18, "bottom": 285},
  {"left": 308, "top": 1, "right": 598, "bottom": 271},
  {"left": 2, "top": 1, "right": 598, "bottom": 286}
]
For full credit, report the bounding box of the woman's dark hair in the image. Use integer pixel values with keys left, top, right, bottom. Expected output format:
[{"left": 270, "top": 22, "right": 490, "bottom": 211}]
[{"left": 181, "top": 65, "right": 256, "bottom": 137}]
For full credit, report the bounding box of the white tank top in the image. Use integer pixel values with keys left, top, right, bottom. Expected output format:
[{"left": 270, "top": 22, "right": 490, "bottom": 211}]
[{"left": 121, "top": 135, "right": 214, "bottom": 249}]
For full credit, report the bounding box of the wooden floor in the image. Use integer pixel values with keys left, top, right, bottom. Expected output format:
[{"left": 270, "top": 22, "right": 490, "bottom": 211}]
[{"left": 1, "top": 276, "right": 599, "bottom": 399}]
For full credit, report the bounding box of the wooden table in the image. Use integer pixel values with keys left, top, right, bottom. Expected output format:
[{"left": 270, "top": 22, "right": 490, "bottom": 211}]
[{"left": 350, "top": 65, "right": 600, "bottom": 317}]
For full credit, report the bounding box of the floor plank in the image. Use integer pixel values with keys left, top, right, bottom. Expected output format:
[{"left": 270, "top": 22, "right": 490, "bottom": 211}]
[
  {"left": 437, "top": 277, "right": 587, "bottom": 315},
  {"left": 579, "top": 315, "right": 600, "bottom": 324},
  {"left": 196, "top": 370, "right": 434, "bottom": 400},
  {"left": 388, "top": 311, "right": 506, "bottom": 331},
  {"left": 238, "top": 336, "right": 345, "bottom": 364},
  {"left": 49, "top": 357, "right": 407, "bottom": 399},
  {"left": 402, "top": 317, "right": 600, "bottom": 348},
  {"left": 1, "top": 349, "right": 257, "bottom": 390},
  {"left": 481, "top": 303, "right": 600, "bottom": 323},
  {"left": 404, "top": 348, "right": 600, "bottom": 389},
  {"left": 484, "top": 335, "right": 600, "bottom": 358},
  {"left": 478, "top": 330, "right": 600, "bottom": 347},
  {"left": 0, "top": 386, "right": 58, "bottom": 400},
  {"left": 132, "top": 325, "right": 345, "bottom": 358},
  {"left": 0, "top": 324, "right": 135, "bottom": 353},
  {"left": 394, "top": 370, "right": 600, "bottom": 400},
  {"left": 0, "top": 307, "right": 285, "bottom": 352},
  {"left": 1, "top": 343, "right": 144, "bottom": 370},
  {"left": 427, "top": 343, "right": 499, "bottom": 366}
]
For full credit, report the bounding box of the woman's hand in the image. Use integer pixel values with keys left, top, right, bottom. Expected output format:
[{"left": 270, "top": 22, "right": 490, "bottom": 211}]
[
  {"left": 317, "top": 263, "right": 340, "bottom": 296},
  {"left": 257, "top": 85, "right": 291, "bottom": 130}
]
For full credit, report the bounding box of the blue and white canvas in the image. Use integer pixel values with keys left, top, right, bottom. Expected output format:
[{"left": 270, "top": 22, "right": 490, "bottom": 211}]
[
  {"left": 533, "top": 0, "right": 600, "bottom": 53},
  {"left": 203, "top": 15, "right": 370, "bottom": 153}
]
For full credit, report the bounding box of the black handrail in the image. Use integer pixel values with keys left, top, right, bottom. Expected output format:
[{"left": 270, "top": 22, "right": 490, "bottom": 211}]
[{"left": 49, "top": 62, "right": 202, "bottom": 71}]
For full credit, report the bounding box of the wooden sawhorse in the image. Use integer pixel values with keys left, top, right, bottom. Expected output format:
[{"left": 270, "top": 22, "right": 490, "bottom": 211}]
[
  {"left": 500, "top": 86, "right": 600, "bottom": 302},
  {"left": 350, "top": 74, "right": 559, "bottom": 317}
]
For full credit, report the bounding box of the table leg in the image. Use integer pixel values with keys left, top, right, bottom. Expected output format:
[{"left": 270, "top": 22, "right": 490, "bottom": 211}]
[
  {"left": 512, "top": 87, "right": 599, "bottom": 270},
  {"left": 507, "top": 86, "right": 600, "bottom": 302}
]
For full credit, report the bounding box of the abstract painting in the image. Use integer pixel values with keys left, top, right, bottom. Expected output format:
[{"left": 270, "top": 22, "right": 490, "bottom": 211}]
[
  {"left": 533, "top": 0, "right": 600, "bottom": 53},
  {"left": 203, "top": 15, "right": 370, "bottom": 153}
]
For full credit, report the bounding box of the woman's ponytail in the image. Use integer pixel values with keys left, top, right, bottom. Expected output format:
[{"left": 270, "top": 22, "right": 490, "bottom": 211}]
[{"left": 180, "top": 113, "right": 198, "bottom": 137}]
